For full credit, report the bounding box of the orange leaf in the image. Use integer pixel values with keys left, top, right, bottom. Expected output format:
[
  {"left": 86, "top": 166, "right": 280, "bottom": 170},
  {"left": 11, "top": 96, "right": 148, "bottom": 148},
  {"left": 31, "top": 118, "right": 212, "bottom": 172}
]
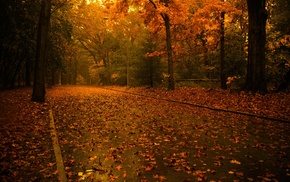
[{"left": 116, "top": 165, "right": 122, "bottom": 171}]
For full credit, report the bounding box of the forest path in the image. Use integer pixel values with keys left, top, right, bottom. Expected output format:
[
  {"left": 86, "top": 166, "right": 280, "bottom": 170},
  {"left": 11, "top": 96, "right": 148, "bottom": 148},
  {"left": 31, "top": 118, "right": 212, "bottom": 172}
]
[
  {"left": 0, "top": 86, "right": 289, "bottom": 181},
  {"left": 46, "top": 86, "right": 290, "bottom": 182}
]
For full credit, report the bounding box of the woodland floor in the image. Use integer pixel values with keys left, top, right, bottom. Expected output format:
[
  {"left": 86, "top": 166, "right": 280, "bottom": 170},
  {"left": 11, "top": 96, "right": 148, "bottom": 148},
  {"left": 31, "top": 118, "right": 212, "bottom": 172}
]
[{"left": 0, "top": 85, "right": 290, "bottom": 182}]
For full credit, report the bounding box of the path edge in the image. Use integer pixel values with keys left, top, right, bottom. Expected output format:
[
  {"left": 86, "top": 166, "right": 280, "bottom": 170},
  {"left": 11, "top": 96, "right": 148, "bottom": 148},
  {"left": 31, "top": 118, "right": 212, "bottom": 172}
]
[{"left": 49, "top": 109, "right": 67, "bottom": 182}]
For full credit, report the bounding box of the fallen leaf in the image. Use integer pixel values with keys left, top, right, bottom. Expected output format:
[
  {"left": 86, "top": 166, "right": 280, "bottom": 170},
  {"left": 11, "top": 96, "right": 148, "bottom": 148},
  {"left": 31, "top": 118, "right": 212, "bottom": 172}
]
[
  {"left": 230, "top": 159, "right": 241, "bottom": 165},
  {"left": 236, "top": 171, "right": 244, "bottom": 177},
  {"left": 116, "top": 165, "right": 122, "bottom": 171}
]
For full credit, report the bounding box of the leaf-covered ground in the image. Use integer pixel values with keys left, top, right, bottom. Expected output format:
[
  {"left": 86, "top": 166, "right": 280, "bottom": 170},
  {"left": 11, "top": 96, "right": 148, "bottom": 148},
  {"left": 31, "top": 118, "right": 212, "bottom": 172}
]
[
  {"left": 0, "top": 89, "right": 56, "bottom": 181},
  {"left": 1, "top": 86, "right": 290, "bottom": 181},
  {"left": 108, "top": 86, "right": 290, "bottom": 121}
]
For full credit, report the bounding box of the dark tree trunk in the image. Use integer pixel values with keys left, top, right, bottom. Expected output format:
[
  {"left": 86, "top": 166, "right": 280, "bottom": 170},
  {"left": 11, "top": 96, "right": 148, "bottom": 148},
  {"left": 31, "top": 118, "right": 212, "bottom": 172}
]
[
  {"left": 164, "top": 3, "right": 175, "bottom": 90},
  {"left": 25, "top": 58, "right": 31, "bottom": 86},
  {"left": 9, "top": 54, "right": 26, "bottom": 89},
  {"left": 32, "top": 0, "right": 51, "bottom": 102},
  {"left": 149, "top": 57, "right": 154, "bottom": 88},
  {"left": 52, "top": 69, "right": 56, "bottom": 85},
  {"left": 246, "top": 0, "right": 268, "bottom": 93},
  {"left": 104, "top": 53, "right": 111, "bottom": 85},
  {"left": 220, "top": 11, "right": 227, "bottom": 90},
  {"left": 68, "top": 60, "right": 72, "bottom": 85},
  {"left": 2, "top": 62, "right": 8, "bottom": 89},
  {"left": 73, "top": 60, "right": 78, "bottom": 85},
  {"left": 276, "top": 70, "right": 290, "bottom": 92},
  {"left": 149, "top": 0, "right": 175, "bottom": 90}
]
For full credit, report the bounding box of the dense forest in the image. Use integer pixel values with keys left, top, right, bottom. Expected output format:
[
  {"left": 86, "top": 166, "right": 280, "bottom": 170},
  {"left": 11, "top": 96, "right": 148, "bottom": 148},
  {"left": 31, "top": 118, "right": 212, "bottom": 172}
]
[{"left": 0, "top": 0, "right": 290, "bottom": 102}]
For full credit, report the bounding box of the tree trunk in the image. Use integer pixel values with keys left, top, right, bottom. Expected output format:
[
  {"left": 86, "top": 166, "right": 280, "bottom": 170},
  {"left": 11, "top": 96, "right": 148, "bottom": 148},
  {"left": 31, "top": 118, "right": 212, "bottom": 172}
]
[
  {"left": 25, "top": 58, "right": 31, "bottom": 86},
  {"left": 277, "top": 69, "right": 290, "bottom": 92},
  {"left": 10, "top": 53, "right": 26, "bottom": 89},
  {"left": 106, "top": 53, "right": 111, "bottom": 85},
  {"left": 73, "top": 60, "right": 78, "bottom": 85},
  {"left": 149, "top": 0, "right": 175, "bottom": 90},
  {"left": 246, "top": 0, "right": 267, "bottom": 93},
  {"left": 149, "top": 57, "right": 154, "bottom": 88},
  {"left": 51, "top": 69, "right": 55, "bottom": 86},
  {"left": 31, "top": 0, "right": 51, "bottom": 102},
  {"left": 59, "top": 71, "right": 62, "bottom": 85},
  {"left": 164, "top": 9, "right": 175, "bottom": 90},
  {"left": 68, "top": 59, "right": 72, "bottom": 85},
  {"left": 220, "top": 11, "right": 227, "bottom": 90}
]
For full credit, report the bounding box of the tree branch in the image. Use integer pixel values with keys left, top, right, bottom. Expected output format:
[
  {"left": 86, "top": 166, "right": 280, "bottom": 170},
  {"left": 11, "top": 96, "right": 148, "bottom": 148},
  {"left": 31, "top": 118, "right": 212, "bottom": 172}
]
[
  {"left": 77, "top": 39, "right": 99, "bottom": 64},
  {"left": 149, "top": 0, "right": 166, "bottom": 20},
  {"left": 51, "top": 0, "right": 70, "bottom": 14}
]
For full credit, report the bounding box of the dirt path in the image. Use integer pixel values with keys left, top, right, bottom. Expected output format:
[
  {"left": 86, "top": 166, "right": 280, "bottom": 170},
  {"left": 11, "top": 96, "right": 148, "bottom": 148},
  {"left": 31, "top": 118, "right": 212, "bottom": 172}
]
[{"left": 46, "top": 86, "right": 290, "bottom": 181}]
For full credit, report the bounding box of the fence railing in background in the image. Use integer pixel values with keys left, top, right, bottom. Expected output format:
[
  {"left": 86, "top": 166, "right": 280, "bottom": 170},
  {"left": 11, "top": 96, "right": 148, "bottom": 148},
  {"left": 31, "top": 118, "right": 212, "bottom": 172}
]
[{"left": 175, "top": 79, "right": 220, "bottom": 82}]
